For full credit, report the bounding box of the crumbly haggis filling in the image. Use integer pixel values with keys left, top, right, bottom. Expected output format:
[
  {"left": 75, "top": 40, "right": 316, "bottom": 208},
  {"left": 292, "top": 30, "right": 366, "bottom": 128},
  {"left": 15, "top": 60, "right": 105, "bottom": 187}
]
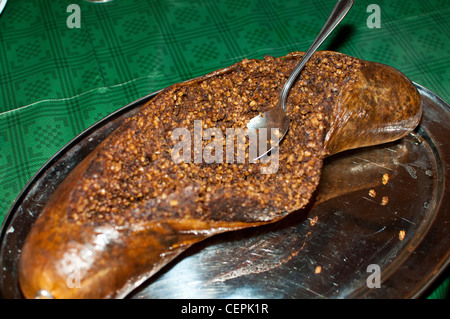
[{"left": 67, "top": 51, "right": 362, "bottom": 226}]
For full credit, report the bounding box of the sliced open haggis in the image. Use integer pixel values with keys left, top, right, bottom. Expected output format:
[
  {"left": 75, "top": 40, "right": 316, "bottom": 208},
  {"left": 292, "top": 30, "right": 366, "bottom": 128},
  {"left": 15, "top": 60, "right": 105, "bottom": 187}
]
[{"left": 18, "top": 51, "right": 421, "bottom": 299}]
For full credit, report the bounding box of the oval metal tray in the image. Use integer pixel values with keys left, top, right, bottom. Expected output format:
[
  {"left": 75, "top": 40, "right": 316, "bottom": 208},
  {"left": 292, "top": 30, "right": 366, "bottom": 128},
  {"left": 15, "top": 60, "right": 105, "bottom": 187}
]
[{"left": 0, "top": 83, "right": 448, "bottom": 299}]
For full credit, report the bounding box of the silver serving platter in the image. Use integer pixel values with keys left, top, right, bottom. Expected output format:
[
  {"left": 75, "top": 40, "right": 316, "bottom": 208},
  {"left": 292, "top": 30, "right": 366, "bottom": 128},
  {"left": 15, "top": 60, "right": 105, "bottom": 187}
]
[{"left": 0, "top": 83, "right": 448, "bottom": 299}]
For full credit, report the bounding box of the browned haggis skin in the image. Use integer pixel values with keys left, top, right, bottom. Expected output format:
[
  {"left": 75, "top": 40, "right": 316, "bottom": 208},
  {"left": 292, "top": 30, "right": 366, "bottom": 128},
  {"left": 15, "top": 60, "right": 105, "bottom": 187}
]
[{"left": 18, "top": 51, "right": 421, "bottom": 299}]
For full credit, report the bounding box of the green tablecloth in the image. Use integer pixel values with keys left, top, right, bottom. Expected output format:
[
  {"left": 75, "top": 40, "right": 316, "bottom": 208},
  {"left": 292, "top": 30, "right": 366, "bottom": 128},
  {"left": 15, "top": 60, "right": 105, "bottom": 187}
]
[{"left": 0, "top": 0, "right": 448, "bottom": 298}]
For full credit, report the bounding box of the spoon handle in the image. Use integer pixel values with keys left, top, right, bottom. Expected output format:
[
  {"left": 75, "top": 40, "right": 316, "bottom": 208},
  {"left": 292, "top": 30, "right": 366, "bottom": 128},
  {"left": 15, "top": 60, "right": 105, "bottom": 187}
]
[{"left": 279, "top": 0, "right": 355, "bottom": 110}]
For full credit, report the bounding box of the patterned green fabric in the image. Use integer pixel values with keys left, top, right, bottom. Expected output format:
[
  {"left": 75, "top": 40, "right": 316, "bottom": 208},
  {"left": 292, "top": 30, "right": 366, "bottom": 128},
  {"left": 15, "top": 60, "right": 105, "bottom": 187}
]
[
  {"left": 0, "top": 0, "right": 448, "bottom": 298},
  {"left": 427, "top": 275, "right": 449, "bottom": 299}
]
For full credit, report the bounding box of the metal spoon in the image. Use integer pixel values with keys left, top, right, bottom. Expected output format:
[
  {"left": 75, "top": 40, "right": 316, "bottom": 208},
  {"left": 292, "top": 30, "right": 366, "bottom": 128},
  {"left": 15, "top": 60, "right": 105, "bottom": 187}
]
[{"left": 247, "top": 0, "right": 355, "bottom": 160}]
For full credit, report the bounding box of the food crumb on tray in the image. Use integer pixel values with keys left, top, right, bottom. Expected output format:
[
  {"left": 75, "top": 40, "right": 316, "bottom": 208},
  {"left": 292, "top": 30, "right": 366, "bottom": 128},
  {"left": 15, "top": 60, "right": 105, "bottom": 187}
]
[
  {"left": 315, "top": 266, "right": 322, "bottom": 274},
  {"left": 382, "top": 173, "right": 389, "bottom": 185}
]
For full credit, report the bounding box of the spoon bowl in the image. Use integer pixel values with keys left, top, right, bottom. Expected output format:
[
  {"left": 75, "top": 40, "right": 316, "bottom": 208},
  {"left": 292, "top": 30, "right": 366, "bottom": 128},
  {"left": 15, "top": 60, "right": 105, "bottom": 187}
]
[{"left": 247, "top": 0, "right": 355, "bottom": 160}]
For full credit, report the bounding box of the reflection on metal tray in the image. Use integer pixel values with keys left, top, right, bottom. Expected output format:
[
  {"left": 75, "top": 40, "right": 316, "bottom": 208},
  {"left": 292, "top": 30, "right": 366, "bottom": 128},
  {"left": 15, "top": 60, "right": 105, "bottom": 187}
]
[{"left": 0, "top": 83, "right": 448, "bottom": 299}]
